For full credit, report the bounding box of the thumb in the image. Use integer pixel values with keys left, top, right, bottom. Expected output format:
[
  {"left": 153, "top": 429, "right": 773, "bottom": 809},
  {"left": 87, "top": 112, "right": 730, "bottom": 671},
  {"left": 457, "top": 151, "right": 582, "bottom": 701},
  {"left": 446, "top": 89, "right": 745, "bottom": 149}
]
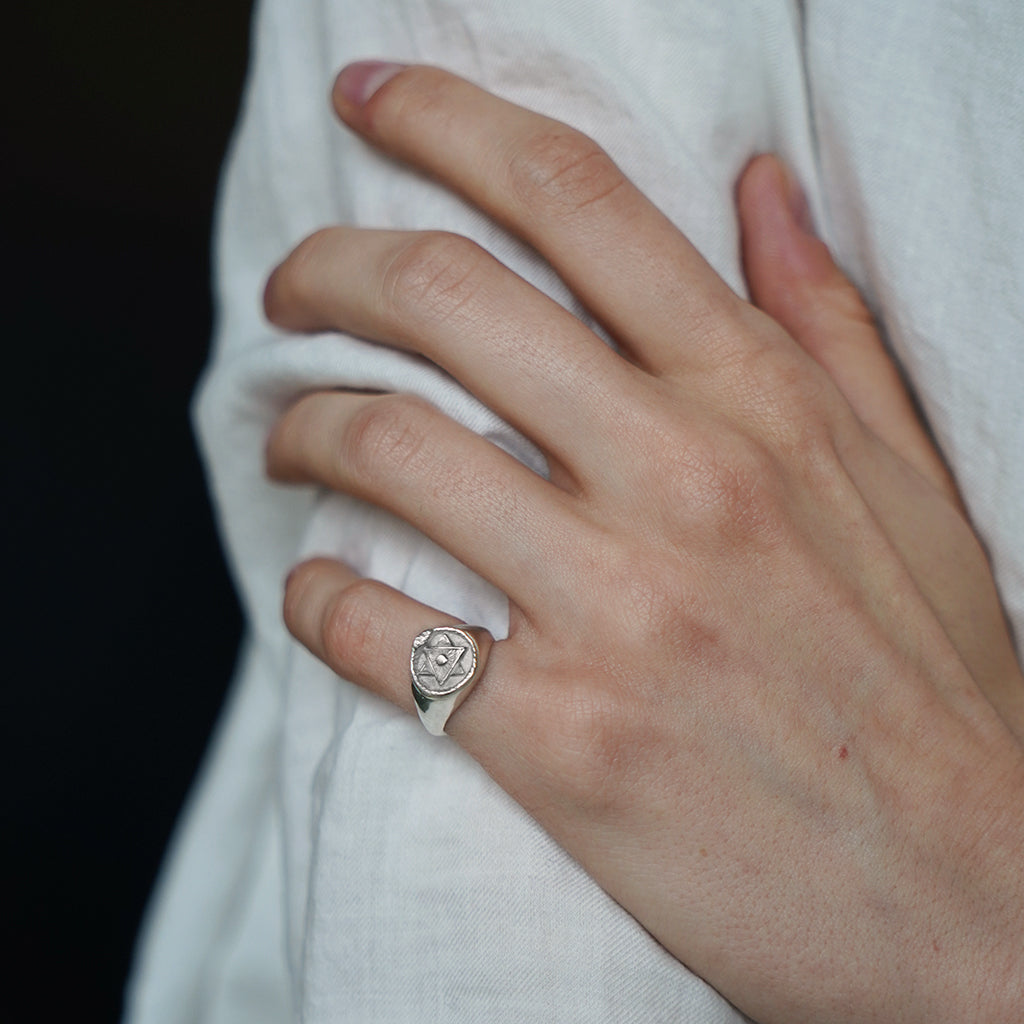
[{"left": 736, "top": 154, "right": 954, "bottom": 497}]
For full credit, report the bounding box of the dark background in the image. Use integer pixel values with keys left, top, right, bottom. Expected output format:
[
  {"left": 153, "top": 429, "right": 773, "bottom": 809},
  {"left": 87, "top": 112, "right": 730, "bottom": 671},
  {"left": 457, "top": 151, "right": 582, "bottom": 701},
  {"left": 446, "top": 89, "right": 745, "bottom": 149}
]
[{"left": 5, "top": 3, "right": 254, "bottom": 1020}]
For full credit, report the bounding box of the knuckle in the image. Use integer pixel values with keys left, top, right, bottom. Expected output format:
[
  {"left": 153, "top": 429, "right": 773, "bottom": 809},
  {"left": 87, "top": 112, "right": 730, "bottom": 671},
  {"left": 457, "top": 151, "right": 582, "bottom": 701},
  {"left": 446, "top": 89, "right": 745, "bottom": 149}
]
[
  {"left": 624, "top": 393, "right": 797, "bottom": 546},
  {"left": 726, "top": 323, "right": 835, "bottom": 432},
  {"left": 523, "top": 547, "right": 679, "bottom": 814},
  {"left": 367, "top": 65, "right": 451, "bottom": 135},
  {"left": 698, "top": 438, "right": 783, "bottom": 538},
  {"left": 751, "top": 360, "right": 835, "bottom": 459},
  {"left": 264, "top": 228, "right": 337, "bottom": 324},
  {"left": 711, "top": 336, "right": 838, "bottom": 467},
  {"left": 538, "top": 681, "right": 644, "bottom": 813},
  {"left": 816, "top": 272, "right": 878, "bottom": 333},
  {"left": 505, "top": 127, "right": 629, "bottom": 218},
  {"left": 610, "top": 553, "right": 685, "bottom": 645},
  {"left": 381, "top": 231, "right": 487, "bottom": 327},
  {"left": 321, "top": 579, "right": 388, "bottom": 669},
  {"left": 341, "top": 393, "right": 432, "bottom": 482},
  {"left": 583, "top": 536, "right": 675, "bottom": 638},
  {"left": 595, "top": 542, "right": 716, "bottom": 666},
  {"left": 281, "top": 560, "right": 323, "bottom": 630},
  {"left": 662, "top": 425, "right": 786, "bottom": 543}
]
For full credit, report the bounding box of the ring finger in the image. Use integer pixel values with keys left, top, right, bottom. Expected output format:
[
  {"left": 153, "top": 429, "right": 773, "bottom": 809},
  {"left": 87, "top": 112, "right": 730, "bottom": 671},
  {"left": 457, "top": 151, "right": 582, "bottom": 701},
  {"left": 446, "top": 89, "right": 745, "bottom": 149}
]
[{"left": 267, "top": 389, "right": 590, "bottom": 617}]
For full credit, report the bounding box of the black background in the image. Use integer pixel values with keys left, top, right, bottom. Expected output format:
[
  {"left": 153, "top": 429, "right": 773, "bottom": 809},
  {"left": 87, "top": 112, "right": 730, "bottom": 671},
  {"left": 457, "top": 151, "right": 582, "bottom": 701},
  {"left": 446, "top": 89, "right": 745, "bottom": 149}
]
[{"left": 5, "top": 3, "right": 254, "bottom": 1020}]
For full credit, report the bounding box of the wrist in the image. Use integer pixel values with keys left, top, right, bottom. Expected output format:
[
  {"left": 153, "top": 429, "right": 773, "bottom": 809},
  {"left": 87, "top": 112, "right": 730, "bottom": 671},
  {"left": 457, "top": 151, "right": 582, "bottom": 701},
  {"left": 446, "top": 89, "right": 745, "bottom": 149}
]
[{"left": 930, "top": 732, "right": 1024, "bottom": 1022}]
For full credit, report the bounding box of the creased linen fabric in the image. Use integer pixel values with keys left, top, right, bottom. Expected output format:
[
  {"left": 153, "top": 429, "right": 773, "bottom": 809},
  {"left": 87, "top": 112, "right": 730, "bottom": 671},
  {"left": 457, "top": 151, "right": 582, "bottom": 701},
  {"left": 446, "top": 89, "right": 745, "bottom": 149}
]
[{"left": 125, "top": 1, "right": 1023, "bottom": 1021}]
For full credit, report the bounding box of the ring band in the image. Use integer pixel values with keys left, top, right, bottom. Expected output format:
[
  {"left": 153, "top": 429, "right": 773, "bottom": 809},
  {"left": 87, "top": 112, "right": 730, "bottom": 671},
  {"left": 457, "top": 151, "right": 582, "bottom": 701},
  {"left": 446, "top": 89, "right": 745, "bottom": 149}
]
[{"left": 410, "top": 625, "right": 493, "bottom": 735}]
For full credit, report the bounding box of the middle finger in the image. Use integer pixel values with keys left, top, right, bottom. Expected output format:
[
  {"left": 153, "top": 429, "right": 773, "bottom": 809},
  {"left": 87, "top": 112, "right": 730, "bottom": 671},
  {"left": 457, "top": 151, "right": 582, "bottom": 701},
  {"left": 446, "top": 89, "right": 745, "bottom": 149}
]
[
  {"left": 265, "top": 225, "right": 643, "bottom": 475},
  {"left": 333, "top": 63, "right": 748, "bottom": 373}
]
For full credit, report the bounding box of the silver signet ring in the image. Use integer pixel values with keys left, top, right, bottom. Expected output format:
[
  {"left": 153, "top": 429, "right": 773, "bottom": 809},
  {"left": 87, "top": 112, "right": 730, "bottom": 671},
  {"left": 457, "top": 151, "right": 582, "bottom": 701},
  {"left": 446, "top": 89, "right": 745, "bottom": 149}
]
[{"left": 410, "top": 625, "right": 493, "bottom": 736}]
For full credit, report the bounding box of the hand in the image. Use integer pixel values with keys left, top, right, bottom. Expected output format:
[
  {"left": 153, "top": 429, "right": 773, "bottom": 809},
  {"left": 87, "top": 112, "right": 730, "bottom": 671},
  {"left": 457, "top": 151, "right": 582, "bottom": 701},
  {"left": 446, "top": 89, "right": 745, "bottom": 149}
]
[{"left": 263, "top": 64, "right": 1024, "bottom": 1023}]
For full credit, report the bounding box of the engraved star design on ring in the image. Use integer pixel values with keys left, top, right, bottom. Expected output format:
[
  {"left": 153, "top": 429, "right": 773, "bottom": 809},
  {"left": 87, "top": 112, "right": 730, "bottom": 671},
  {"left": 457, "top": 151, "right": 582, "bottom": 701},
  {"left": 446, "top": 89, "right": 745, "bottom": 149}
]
[
  {"left": 410, "top": 625, "right": 492, "bottom": 736},
  {"left": 411, "top": 629, "right": 475, "bottom": 695}
]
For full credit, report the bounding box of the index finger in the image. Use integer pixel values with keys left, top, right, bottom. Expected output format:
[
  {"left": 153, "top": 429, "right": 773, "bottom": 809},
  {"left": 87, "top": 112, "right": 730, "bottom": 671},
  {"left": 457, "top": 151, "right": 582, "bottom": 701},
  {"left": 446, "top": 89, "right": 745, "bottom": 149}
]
[{"left": 333, "top": 62, "right": 745, "bottom": 374}]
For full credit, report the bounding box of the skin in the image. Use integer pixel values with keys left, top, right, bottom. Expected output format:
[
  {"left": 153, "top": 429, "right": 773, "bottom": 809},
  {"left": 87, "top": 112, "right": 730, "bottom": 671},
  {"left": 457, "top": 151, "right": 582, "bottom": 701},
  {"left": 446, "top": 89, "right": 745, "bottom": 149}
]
[{"left": 262, "top": 64, "right": 1024, "bottom": 1023}]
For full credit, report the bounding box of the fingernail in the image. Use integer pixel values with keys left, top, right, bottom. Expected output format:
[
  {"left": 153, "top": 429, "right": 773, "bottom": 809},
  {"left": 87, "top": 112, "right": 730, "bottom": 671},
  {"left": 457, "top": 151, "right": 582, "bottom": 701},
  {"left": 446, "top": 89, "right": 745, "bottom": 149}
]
[
  {"left": 336, "top": 61, "right": 408, "bottom": 106},
  {"left": 780, "top": 162, "right": 815, "bottom": 234}
]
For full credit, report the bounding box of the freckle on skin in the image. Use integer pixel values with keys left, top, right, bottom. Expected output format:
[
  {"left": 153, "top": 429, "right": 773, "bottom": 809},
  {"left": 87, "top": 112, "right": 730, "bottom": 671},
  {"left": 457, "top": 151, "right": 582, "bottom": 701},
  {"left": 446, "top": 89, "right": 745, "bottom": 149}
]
[{"left": 700, "top": 848, "right": 708, "bottom": 858}]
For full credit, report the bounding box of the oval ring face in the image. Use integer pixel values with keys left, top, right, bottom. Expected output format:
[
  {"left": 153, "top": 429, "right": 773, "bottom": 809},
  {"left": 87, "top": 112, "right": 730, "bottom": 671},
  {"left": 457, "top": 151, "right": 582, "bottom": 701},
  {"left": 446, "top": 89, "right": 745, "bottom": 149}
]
[{"left": 410, "top": 627, "right": 479, "bottom": 697}]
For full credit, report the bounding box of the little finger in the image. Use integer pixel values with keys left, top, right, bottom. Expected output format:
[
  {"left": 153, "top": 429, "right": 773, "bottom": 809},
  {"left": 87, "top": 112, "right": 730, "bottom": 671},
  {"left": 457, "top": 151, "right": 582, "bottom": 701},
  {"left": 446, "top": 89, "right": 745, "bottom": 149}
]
[{"left": 284, "top": 557, "right": 512, "bottom": 744}]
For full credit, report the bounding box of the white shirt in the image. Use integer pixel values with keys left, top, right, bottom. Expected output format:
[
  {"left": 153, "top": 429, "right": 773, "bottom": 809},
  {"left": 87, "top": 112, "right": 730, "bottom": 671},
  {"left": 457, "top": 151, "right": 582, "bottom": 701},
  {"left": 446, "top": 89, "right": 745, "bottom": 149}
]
[{"left": 125, "top": 1, "right": 1024, "bottom": 1020}]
